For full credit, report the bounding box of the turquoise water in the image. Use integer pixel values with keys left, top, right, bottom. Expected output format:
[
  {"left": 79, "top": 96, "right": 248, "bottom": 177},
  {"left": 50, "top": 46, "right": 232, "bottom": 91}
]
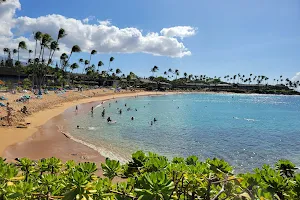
[{"left": 66, "top": 94, "right": 300, "bottom": 172}]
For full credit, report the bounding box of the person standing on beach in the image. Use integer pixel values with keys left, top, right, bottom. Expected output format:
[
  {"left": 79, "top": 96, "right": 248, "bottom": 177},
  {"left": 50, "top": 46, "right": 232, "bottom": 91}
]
[
  {"left": 6, "top": 102, "right": 13, "bottom": 126},
  {"left": 75, "top": 105, "right": 78, "bottom": 112},
  {"left": 102, "top": 108, "right": 105, "bottom": 117}
]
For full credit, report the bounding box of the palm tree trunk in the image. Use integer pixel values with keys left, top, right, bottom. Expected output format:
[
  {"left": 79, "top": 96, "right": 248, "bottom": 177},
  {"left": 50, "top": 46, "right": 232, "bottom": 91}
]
[{"left": 34, "top": 40, "right": 37, "bottom": 59}]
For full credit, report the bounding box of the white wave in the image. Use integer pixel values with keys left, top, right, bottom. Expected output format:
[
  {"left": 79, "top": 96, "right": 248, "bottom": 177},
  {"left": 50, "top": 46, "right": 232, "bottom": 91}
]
[
  {"left": 244, "top": 118, "right": 259, "bottom": 122},
  {"left": 94, "top": 101, "right": 106, "bottom": 109},
  {"left": 60, "top": 131, "right": 129, "bottom": 163},
  {"left": 88, "top": 127, "right": 98, "bottom": 130}
]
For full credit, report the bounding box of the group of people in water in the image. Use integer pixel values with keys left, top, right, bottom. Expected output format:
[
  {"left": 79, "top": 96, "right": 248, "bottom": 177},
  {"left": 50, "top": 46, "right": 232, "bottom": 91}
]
[{"left": 76, "top": 99, "right": 158, "bottom": 129}]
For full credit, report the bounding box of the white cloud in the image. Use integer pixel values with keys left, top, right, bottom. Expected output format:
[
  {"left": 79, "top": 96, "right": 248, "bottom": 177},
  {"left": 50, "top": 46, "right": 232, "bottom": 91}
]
[
  {"left": 291, "top": 72, "right": 300, "bottom": 91},
  {"left": 160, "top": 26, "right": 197, "bottom": 39},
  {"left": 0, "top": 0, "right": 196, "bottom": 59},
  {"left": 82, "top": 16, "right": 95, "bottom": 24},
  {"left": 98, "top": 20, "right": 111, "bottom": 26},
  {"left": 291, "top": 72, "right": 300, "bottom": 82}
]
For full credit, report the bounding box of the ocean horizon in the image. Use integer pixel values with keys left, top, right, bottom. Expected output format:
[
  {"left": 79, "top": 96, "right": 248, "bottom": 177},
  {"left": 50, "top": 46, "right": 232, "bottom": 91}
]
[{"left": 64, "top": 93, "right": 300, "bottom": 173}]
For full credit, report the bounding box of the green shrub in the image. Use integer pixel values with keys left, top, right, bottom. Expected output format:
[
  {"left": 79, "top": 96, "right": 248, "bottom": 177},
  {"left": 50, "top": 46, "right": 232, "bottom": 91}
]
[{"left": 0, "top": 152, "right": 299, "bottom": 199}]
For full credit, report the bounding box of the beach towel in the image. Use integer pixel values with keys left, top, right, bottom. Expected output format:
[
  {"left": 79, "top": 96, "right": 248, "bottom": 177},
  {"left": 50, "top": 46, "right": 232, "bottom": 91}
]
[{"left": 0, "top": 96, "right": 7, "bottom": 100}]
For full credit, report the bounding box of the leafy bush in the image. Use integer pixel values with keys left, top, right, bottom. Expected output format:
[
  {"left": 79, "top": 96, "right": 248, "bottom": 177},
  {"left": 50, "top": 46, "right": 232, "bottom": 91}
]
[
  {"left": 22, "top": 78, "right": 32, "bottom": 90},
  {"left": 0, "top": 152, "right": 299, "bottom": 199}
]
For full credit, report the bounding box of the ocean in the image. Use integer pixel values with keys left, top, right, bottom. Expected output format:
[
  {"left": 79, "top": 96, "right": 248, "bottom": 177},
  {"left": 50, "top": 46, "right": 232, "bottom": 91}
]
[{"left": 64, "top": 93, "right": 300, "bottom": 172}]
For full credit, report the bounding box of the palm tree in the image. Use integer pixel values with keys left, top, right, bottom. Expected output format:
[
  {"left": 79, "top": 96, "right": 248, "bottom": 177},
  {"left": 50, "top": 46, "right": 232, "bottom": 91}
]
[
  {"left": 164, "top": 71, "right": 167, "bottom": 78},
  {"left": 174, "top": 69, "right": 179, "bottom": 79},
  {"left": 188, "top": 74, "right": 193, "bottom": 80},
  {"left": 151, "top": 66, "right": 159, "bottom": 77},
  {"left": 57, "top": 28, "right": 67, "bottom": 42},
  {"left": 3, "top": 48, "right": 9, "bottom": 62},
  {"left": 84, "top": 60, "right": 89, "bottom": 72},
  {"left": 18, "top": 41, "right": 27, "bottom": 62},
  {"left": 97, "top": 61, "right": 104, "bottom": 72},
  {"left": 70, "top": 63, "right": 79, "bottom": 74},
  {"left": 33, "top": 31, "right": 42, "bottom": 59},
  {"left": 79, "top": 58, "right": 84, "bottom": 73},
  {"left": 40, "top": 34, "right": 52, "bottom": 61},
  {"left": 28, "top": 49, "right": 33, "bottom": 59},
  {"left": 109, "top": 56, "right": 114, "bottom": 72},
  {"left": 12, "top": 49, "right": 18, "bottom": 60},
  {"left": 89, "top": 50, "right": 97, "bottom": 66},
  {"left": 48, "top": 41, "right": 58, "bottom": 64},
  {"left": 115, "top": 68, "right": 122, "bottom": 76},
  {"left": 184, "top": 72, "right": 187, "bottom": 79}
]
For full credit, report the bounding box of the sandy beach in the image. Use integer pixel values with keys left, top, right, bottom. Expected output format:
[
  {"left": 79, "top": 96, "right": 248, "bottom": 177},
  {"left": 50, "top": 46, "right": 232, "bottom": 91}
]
[{"left": 0, "top": 89, "right": 170, "bottom": 164}]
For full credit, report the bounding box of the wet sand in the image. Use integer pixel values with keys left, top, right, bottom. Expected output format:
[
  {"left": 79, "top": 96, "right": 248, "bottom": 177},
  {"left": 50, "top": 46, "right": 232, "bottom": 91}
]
[{"left": 2, "top": 91, "right": 169, "bottom": 163}]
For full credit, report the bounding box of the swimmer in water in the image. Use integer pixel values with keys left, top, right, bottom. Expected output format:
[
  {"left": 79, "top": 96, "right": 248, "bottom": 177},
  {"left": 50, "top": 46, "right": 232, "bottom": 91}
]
[
  {"left": 150, "top": 121, "right": 153, "bottom": 126},
  {"left": 154, "top": 118, "right": 157, "bottom": 122},
  {"left": 109, "top": 103, "right": 111, "bottom": 107},
  {"left": 125, "top": 103, "right": 127, "bottom": 107},
  {"left": 77, "top": 125, "right": 84, "bottom": 129},
  {"left": 115, "top": 100, "right": 118, "bottom": 103},
  {"left": 107, "top": 117, "right": 112, "bottom": 122},
  {"left": 135, "top": 108, "right": 138, "bottom": 111},
  {"left": 102, "top": 109, "right": 105, "bottom": 117},
  {"left": 119, "top": 109, "right": 122, "bottom": 114},
  {"left": 131, "top": 116, "right": 134, "bottom": 120}
]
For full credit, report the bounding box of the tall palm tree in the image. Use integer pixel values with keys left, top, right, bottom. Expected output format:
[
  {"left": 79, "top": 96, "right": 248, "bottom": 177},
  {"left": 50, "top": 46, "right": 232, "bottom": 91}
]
[
  {"left": 109, "top": 56, "right": 114, "bottom": 72},
  {"left": 3, "top": 48, "right": 9, "bottom": 62},
  {"left": 28, "top": 49, "right": 33, "bottom": 59},
  {"left": 151, "top": 66, "right": 159, "bottom": 77},
  {"left": 175, "top": 69, "right": 179, "bottom": 79},
  {"left": 48, "top": 41, "right": 58, "bottom": 64},
  {"left": 84, "top": 60, "right": 89, "bottom": 72},
  {"left": 40, "top": 34, "right": 52, "bottom": 61},
  {"left": 18, "top": 41, "right": 27, "bottom": 62},
  {"left": 89, "top": 50, "right": 97, "bottom": 66},
  {"left": 97, "top": 61, "right": 104, "bottom": 72},
  {"left": 12, "top": 49, "right": 18, "bottom": 60},
  {"left": 33, "top": 31, "right": 42, "bottom": 59},
  {"left": 79, "top": 58, "right": 84, "bottom": 73}
]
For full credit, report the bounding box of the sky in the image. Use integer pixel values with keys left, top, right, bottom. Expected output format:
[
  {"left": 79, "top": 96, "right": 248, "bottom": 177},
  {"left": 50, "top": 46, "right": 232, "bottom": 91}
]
[{"left": 1, "top": 0, "right": 300, "bottom": 83}]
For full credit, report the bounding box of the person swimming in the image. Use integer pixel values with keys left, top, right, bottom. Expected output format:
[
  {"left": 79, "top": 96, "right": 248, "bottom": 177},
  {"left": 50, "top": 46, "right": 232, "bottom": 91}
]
[
  {"left": 107, "top": 117, "right": 112, "bottom": 122},
  {"left": 125, "top": 103, "right": 127, "bottom": 107},
  {"left": 119, "top": 109, "right": 122, "bottom": 114},
  {"left": 76, "top": 125, "right": 83, "bottom": 129},
  {"left": 154, "top": 118, "right": 157, "bottom": 122},
  {"left": 150, "top": 121, "right": 153, "bottom": 126},
  {"left": 109, "top": 103, "right": 111, "bottom": 107},
  {"left": 131, "top": 116, "right": 134, "bottom": 120},
  {"left": 135, "top": 108, "right": 138, "bottom": 111}
]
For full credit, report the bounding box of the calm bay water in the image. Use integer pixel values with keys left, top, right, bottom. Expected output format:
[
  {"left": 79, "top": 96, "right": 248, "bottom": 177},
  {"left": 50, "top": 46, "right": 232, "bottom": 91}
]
[{"left": 65, "top": 93, "right": 300, "bottom": 172}]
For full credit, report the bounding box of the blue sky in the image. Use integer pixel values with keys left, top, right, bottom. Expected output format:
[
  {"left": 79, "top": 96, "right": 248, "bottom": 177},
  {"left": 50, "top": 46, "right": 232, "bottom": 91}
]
[{"left": 4, "top": 0, "right": 300, "bottom": 81}]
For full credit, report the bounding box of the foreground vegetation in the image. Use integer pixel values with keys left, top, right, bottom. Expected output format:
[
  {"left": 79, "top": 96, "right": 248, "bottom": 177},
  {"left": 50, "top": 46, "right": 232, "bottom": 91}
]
[{"left": 0, "top": 151, "right": 299, "bottom": 199}]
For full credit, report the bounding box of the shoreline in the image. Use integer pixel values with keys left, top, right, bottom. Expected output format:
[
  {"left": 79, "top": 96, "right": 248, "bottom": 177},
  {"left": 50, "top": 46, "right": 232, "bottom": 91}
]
[{"left": 1, "top": 91, "right": 171, "bottom": 162}]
